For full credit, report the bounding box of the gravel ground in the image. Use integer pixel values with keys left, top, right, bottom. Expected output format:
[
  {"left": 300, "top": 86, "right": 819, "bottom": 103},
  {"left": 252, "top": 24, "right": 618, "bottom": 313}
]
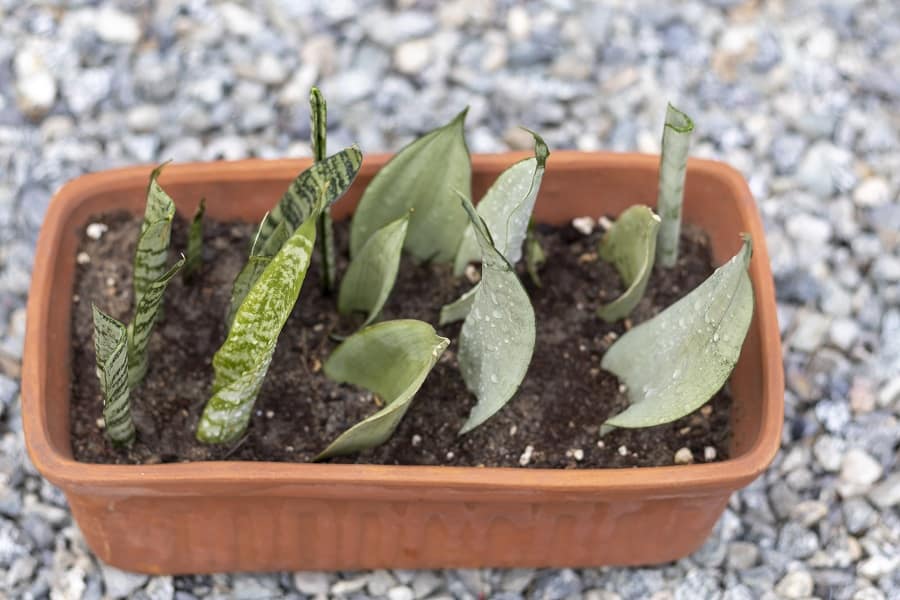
[{"left": 1, "top": 1, "right": 899, "bottom": 598}]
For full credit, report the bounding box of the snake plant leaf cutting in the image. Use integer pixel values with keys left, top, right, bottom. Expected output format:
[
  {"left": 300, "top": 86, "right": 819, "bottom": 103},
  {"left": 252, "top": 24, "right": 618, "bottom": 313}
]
[
  {"left": 656, "top": 103, "right": 694, "bottom": 268},
  {"left": 133, "top": 164, "right": 176, "bottom": 309},
  {"left": 182, "top": 198, "right": 205, "bottom": 281},
  {"left": 92, "top": 305, "right": 134, "bottom": 446},
  {"left": 226, "top": 147, "right": 361, "bottom": 324},
  {"left": 438, "top": 285, "right": 477, "bottom": 326},
  {"left": 440, "top": 133, "right": 549, "bottom": 325},
  {"left": 525, "top": 220, "right": 546, "bottom": 287},
  {"left": 457, "top": 196, "right": 536, "bottom": 434},
  {"left": 197, "top": 213, "right": 319, "bottom": 444},
  {"left": 350, "top": 108, "right": 471, "bottom": 263},
  {"left": 255, "top": 146, "right": 362, "bottom": 255},
  {"left": 338, "top": 214, "right": 410, "bottom": 328},
  {"left": 310, "top": 86, "right": 337, "bottom": 293},
  {"left": 317, "top": 320, "right": 449, "bottom": 460},
  {"left": 453, "top": 129, "right": 549, "bottom": 275},
  {"left": 226, "top": 215, "right": 292, "bottom": 329},
  {"left": 602, "top": 236, "right": 754, "bottom": 429},
  {"left": 596, "top": 205, "right": 660, "bottom": 322},
  {"left": 127, "top": 256, "right": 185, "bottom": 388}
]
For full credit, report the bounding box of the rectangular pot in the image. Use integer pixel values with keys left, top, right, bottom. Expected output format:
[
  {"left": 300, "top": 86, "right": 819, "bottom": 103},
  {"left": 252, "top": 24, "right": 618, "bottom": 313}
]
[{"left": 22, "top": 152, "right": 783, "bottom": 574}]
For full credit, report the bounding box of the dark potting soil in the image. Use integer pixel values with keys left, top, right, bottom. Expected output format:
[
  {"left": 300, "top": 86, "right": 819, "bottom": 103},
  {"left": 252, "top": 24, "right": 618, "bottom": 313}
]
[{"left": 70, "top": 212, "right": 732, "bottom": 468}]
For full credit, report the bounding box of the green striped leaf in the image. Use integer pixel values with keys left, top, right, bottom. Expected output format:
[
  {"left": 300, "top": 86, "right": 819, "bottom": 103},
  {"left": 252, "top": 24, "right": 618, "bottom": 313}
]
[
  {"left": 311, "top": 86, "right": 337, "bottom": 293},
  {"left": 317, "top": 320, "right": 449, "bottom": 459},
  {"left": 127, "top": 257, "right": 185, "bottom": 388},
  {"left": 182, "top": 198, "right": 205, "bottom": 281},
  {"left": 602, "top": 237, "right": 753, "bottom": 428},
  {"left": 350, "top": 108, "right": 471, "bottom": 263},
  {"left": 92, "top": 305, "right": 134, "bottom": 446},
  {"left": 134, "top": 165, "right": 176, "bottom": 305},
  {"left": 197, "top": 215, "right": 319, "bottom": 444},
  {"left": 596, "top": 205, "right": 660, "bottom": 322},
  {"left": 457, "top": 196, "right": 536, "bottom": 434},
  {"left": 338, "top": 214, "right": 409, "bottom": 328},
  {"left": 453, "top": 130, "right": 548, "bottom": 275},
  {"left": 256, "top": 146, "right": 362, "bottom": 255},
  {"left": 656, "top": 103, "right": 694, "bottom": 268}
]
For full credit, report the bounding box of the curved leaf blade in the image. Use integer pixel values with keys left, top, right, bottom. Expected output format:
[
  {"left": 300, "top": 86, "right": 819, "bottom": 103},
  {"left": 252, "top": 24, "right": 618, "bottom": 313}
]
[
  {"left": 453, "top": 130, "right": 549, "bottom": 275},
  {"left": 92, "top": 305, "right": 134, "bottom": 446},
  {"left": 602, "top": 236, "right": 754, "bottom": 428},
  {"left": 457, "top": 196, "right": 536, "bottom": 434},
  {"left": 338, "top": 214, "right": 409, "bottom": 327},
  {"left": 317, "top": 320, "right": 449, "bottom": 459},
  {"left": 197, "top": 216, "right": 318, "bottom": 444},
  {"left": 310, "top": 86, "right": 337, "bottom": 293},
  {"left": 656, "top": 103, "right": 694, "bottom": 268},
  {"left": 350, "top": 108, "right": 471, "bottom": 263},
  {"left": 438, "top": 284, "right": 477, "bottom": 326},
  {"left": 127, "top": 256, "right": 185, "bottom": 387},
  {"left": 596, "top": 205, "right": 660, "bottom": 322}
]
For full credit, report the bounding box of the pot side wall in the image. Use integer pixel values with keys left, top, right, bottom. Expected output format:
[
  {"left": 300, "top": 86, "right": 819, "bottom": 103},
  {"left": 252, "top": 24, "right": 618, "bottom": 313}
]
[{"left": 22, "top": 152, "right": 783, "bottom": 572}]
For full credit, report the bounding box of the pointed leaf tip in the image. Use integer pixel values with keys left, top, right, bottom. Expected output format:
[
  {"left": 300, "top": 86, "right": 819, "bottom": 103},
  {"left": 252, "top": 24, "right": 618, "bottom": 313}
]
[{"left": 601, "top": 237, "right": 754, "bottom": 429}]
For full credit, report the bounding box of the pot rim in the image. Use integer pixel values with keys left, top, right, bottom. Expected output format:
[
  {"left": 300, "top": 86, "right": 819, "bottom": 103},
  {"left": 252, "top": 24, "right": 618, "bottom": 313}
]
[{"left": 22, "top": 151, "right": 783, "bottom": 496}]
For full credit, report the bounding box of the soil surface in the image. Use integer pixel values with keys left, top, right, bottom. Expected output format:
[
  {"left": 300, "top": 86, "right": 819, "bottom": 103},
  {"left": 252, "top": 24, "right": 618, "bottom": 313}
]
[{"left": 70, "top": 212, "right": 731, "bottom": 468}]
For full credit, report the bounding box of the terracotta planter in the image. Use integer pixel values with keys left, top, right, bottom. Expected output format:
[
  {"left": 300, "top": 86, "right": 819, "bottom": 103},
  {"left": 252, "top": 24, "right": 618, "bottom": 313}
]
[{"left": 22, "top": 152, "right": 783, "bottom": 574}]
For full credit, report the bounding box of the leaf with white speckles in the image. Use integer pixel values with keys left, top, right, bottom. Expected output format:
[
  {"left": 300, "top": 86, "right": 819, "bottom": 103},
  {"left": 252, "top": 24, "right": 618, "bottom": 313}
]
[
  {"left": 596, "top": 205, "right": 660, "bottom": 322},
  {"left": 457, "top": 195, "right": 535, "bottom": 434},
  {"left": 602, "top": 236, "right": 754, "bottom": 428},
  {"left": 197, "top": 214, "right": 319, "bottom": 444},
  {"left": 317, "top": 320, "right": 449, "bottom": 459}
]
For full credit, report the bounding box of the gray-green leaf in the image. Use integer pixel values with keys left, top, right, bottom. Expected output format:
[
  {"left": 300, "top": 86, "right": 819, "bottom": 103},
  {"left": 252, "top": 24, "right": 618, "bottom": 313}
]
[
  {"left": 350, "top": 108, "right": 471, "bottom": 263},
  {"left": 317, "top": 320, "right": 449, "bottom": 459},
  {"left": 338, "top": 214, "right": 409, "bottom": 327},
  {"left": 457, "top": 196, "right": 536, "bottom": 434},
  {"left": 453, "top": 130, "right": 548, "bottom": 275},
  {"left": 596, "top": 205, "right": 660, "bottom": 322},
  {"left": 182, "top": 198, "right": 205, "bottom": 281},
  {"left": 134, "top": 165, "right": 176, "bottom": 306},
  {"left": 602, "top": 236, "right": 754, "bottom": 428},
  {"left": 92, "top": 305, "right": 134, "bottom": 446},
  {"left": 438, "top": 284, "right": 477, "bottom": 326},
  {"left": 656, "top": 103, "right": 694, "bottom": 268},
  {"left": 197, "top": 215, "right": 318, "bottom": 444},
  {"left": 127, "top": 256, "right": 185, "bottom": 388}
]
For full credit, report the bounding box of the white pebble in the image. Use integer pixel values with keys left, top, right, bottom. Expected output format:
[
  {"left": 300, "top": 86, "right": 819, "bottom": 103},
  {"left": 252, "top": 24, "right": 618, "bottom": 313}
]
[
  {"left": 105, "top": 276, "right": 116, "bottom": 287},
  {"left": 519, "top": 444, "right": 534, "bottom": 466},
  {"left": 86, "top": 222, "right": 108, "bottom": 240},
  {"left": 704, "top": 446, "right": 717, "bottom": 461},
  {"left": 617, "top": 445, "right": 628, "bottom": 456},
  {"left": 571, "top": 448, "right": 584, "bottom": 461},
  {"left": 572, "top": 216, "right": 596, "bottom": 235},
  {"left": 445, "top": 451, "right": 454, "bottom": 460},
  {"left": 674, "top": 447, "right": 694, "bottom": 464},
  {"left": 76, "top": 252, "right": 91, "bottom": 265},
  {"left": 411, "top": 434, "right": 422, "bottom": 447},
  {"left": 509, "top": 425, "right": 517, "bottom": 436},
  {"left": 464, "top": 264, "right": 481, "bottom": 284}
]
